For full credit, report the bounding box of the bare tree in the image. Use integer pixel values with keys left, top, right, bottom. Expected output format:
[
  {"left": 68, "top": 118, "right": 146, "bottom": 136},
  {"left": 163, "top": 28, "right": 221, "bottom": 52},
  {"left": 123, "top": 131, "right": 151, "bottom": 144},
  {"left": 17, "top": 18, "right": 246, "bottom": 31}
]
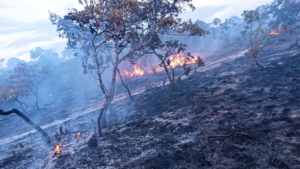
[{"left": 10, "top": 63, "right": 48, "bottom": 109}]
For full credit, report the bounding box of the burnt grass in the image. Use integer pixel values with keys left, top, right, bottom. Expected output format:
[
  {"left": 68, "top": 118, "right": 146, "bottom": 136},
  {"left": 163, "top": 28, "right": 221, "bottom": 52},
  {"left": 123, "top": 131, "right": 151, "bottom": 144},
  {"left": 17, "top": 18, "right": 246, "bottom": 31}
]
[{"left": 2, "top": 46, "right": 300, "bottom": 169}]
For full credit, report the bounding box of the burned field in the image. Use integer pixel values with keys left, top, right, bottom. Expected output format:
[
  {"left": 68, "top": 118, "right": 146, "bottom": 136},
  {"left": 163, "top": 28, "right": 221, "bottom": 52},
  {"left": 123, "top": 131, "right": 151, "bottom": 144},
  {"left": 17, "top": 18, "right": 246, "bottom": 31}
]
[{"left": 1, "top": 46, "right": 300, "bottom": 169}]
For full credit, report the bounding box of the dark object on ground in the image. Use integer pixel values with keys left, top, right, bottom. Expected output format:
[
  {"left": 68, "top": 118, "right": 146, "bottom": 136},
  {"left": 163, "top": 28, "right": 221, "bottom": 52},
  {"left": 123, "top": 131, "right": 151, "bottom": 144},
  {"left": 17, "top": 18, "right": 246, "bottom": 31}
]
[
  {"left": 59, "top": 126, "right": 64, "bottom": 136},
  {"left": 88, "top": 135, "right": 98, "bottom": 148},
  {"left": 54, "top": 132, "right": 62, "bottom": 141}
]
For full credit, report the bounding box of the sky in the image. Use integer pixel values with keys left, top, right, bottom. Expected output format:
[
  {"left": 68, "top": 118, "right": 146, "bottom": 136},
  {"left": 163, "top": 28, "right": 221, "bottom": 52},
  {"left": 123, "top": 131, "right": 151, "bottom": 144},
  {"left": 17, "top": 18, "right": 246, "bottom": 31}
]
[{"left": 0, "top": 0, "right": 274, "bottom": 68}]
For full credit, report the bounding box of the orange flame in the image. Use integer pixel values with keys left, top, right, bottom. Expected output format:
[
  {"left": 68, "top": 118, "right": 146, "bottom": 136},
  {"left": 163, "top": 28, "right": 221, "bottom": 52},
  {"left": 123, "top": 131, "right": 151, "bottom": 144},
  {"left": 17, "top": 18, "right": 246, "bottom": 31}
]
[
  {"left": 77, "top": 132, "right": 81, "bottom": 137},
  {"left": 122, "top": 65, "right": 145, "bottom": 77},
  {"left": 270, "top": 28, "right": 283, "bottom": 35},
  {"left": 121, "top": 53, "right": 200, "bottom": 78},
  {"left": 270, "top": 31, "right": 280, "bottom": 35},
  {"left": 155, "top": 67, "right": 165, "bottom": 72},
  {"left": 148, "top": 65, "right": 165, "bottom": 74},
  {"left": 54, "top": 145, "right": 63, "bottom": 154},
  {"left": 169, "top": 53, "right": 200, "bottom": 69},
  {"left": 169, "top": 54, "right": 185, "bottom": 69},
  {"left": 90, "top": 132, "right": 93, "bottom": 136}
]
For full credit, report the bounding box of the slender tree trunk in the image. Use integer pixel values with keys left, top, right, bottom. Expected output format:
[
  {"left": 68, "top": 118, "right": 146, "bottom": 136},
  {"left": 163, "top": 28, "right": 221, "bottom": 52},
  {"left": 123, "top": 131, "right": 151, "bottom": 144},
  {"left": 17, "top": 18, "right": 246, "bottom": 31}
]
[
  {"left": 117, "top": 69, "right": 133, "bottom": 102},
  {"left": 35, "top": 94, "right": 39, "bottom": 110},
  {"left": 0, "top": 108, "right": 51, "bottom": 144},
  {"left": 171, "top": 68, "right": 178, "bottom": 92},
  {"left": 160, "top": 58, "right": 176, "bottom": 92},
  {"left": 97, "top": 56, "right": 119, "bottom": 137},
  {"left": 250, "top": 22, "right": 253, "bottom": 48},
  {"left": 15, "top": 99, "right": 28, "bottom": 112},
  {"left": 101, "top": 110, "right": 107, "bottom": 128},
  {"left": 18, "top": 101, "right": 26, "bottom": 112},
  {"left": 97, "top": 99, "right": 109, "bottom": 137},
  {"left": 92, "top": 39, "right": 107, "bottom": 95},
  {"left": 35, "top": 82, "right": 40, "bottom": 110}
]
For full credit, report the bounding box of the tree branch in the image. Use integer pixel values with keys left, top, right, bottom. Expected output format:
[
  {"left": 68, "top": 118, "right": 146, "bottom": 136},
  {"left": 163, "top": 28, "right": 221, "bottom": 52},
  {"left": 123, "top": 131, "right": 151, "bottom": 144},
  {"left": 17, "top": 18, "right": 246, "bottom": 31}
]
[{"left": 0, "top": 108, "right": 51, "bottom": 144}]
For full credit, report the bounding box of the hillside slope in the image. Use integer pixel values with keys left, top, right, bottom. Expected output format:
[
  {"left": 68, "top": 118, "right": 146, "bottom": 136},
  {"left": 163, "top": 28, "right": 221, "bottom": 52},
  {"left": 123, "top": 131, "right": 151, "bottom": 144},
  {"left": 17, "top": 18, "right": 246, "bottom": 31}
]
[{"left": 2, "top": 46, "right": 300, "bottom": 169}]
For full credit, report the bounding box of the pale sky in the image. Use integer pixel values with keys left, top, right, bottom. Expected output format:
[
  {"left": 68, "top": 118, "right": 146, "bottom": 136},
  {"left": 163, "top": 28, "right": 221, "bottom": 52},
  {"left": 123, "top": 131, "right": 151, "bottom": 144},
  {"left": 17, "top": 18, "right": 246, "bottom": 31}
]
[{"left": 0, "top": 0, "right": 274, "bottom": 67}]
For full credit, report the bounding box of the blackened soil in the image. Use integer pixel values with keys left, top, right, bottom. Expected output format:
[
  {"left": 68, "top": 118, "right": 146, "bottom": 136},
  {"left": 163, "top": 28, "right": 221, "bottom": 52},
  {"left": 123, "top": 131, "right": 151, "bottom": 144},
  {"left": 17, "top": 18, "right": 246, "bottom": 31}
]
[{"left": 2, "top": 47, "right": 300, "bottom": 169}]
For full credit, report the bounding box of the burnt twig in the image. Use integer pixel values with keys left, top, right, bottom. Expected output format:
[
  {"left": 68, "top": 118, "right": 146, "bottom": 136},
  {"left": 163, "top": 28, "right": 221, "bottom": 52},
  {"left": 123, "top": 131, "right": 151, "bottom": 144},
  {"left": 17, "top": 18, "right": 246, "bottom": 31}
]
[{"left": 197, "top": 132, "right": 253, "bottom": 140}]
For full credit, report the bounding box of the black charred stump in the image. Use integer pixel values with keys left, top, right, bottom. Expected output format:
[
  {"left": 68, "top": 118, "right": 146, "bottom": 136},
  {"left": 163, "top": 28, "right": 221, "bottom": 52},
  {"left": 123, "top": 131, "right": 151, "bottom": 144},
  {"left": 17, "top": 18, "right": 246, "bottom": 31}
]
[{"left": 88, "top": 135, "right": 98, "bottom": 148}]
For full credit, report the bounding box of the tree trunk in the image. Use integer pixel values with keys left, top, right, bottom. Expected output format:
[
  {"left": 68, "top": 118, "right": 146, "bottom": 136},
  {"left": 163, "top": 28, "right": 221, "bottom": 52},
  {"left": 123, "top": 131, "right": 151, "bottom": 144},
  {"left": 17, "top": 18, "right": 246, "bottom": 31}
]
[
  {"left": 0, "top": 108, "right": 51, "bottom": 144},
  {"left": 161, "top": 58, "right": 176, "bottom": 92},
  {"left": 101, "top": 110, "right": 107, "bottom": 128},
  {"left": 35, "top": 93, "right": 39, "bottom": 110},
  {"left": 15, "top": 99, "right": 28, "bottom": 112},
  {"left": 250, "top": 22, "right": 253, "bottom": 48},
  {"left": 35, "top": 82, "right": 40, "bottom": 110},
  {"left": 117, "top": 69, "right": 133, "bottom": 102},
  {"left": 92, "top": 39, "right": 107, "bottom": 95},
  {"left": 97, "top": 100, "right": 109, "bottom": 137},
  {"left": 171, "top": 68, "right": 177, "bottom": 92},
  {"left": 97, "top": 61, "right": 119, "bottom": 137}
]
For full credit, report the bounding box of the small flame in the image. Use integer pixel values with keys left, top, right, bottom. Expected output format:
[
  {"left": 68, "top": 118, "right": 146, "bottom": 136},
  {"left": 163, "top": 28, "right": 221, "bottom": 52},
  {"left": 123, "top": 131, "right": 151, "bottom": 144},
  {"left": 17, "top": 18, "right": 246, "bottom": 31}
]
[
  {"left": 90, "top": 132, "right": 93, "bottom": 136},
  {"left": 155, "top": 67, "right": 164, "bottom": 72},
  {"left": 147, "top": 65, "right": 165, "bottom": 74},
  {"left": 270, "top": 28, "right": 283, "bottom": 35},
  {"left": 53, "top": 145, "right": 63, "bottom": 157},
  {"left": 77, "top": 132, "right": 81, "bottom": 137},
  {"left": 148, "top": 70, "right": 154, "bottom": 74},
  {"left": 270, "top": 31, "right": 279, "bottom": 35}
]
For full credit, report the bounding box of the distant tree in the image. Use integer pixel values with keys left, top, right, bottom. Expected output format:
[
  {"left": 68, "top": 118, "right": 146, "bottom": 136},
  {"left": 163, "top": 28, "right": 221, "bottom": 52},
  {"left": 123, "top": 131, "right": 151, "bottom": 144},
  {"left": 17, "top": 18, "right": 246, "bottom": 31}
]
[
  {"left": 10, "top": 63, "right": 48, "bottom": 110},
  {"left": 267, "top": 0, "right": 300, "bottom": 29},
  {"left": 265, "top": 0, "right": 300, "bottom": 47},
  {"left": 212, "top": 18, "right": 221, "bottom": 27},
  {"left": 242, "top": 10, "right": 261, "bottom": 48},
  {"left": 242, "top": 10, "right": 269, "bottom": 69},
  {"left": 220, "top": 19, "right": 237, "bottom": 32},
  {"left": 51, "top": 0, "right": 208, "bottom": 137},
  {"left": 0, "top": 85, "right": 29, "bottom": 112}
]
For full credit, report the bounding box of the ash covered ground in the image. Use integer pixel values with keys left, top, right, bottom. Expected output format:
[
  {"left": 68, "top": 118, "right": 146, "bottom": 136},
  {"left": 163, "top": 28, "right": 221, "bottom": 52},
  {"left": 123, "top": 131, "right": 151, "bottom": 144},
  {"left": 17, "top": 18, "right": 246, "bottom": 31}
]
[{"left": 1, "top": 46, "right": 300, "bottom": 169}]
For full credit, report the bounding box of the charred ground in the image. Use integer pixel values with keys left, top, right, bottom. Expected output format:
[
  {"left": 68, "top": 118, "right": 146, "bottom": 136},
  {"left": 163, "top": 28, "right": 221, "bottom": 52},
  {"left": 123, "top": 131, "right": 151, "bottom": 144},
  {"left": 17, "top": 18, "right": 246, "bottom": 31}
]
[{"left": 1, "top": 46, "right": 300, "bottom": 169}]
